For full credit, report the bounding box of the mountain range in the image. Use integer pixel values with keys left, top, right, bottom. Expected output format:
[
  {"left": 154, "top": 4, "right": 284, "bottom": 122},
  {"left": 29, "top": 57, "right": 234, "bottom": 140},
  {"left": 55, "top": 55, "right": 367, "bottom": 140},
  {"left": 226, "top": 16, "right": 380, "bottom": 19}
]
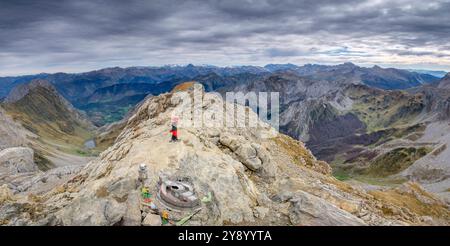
[
  {"left": 1, "top": 82, "right": 449, "bottom": 226},
  {"left": 0, "top": 63, "right": 441, "bottom": 125},
  {"left": 1, "top": 80, "right": 97, "bottom": 170},
  {"left": 408, "top": 69, "right": 449, "bottom": 78},
  {"left": 0, "top": 63, "right": 449, "bottom": 226},
  {"left": 438, "top": 73, "right": 450, "bottom": 89}
]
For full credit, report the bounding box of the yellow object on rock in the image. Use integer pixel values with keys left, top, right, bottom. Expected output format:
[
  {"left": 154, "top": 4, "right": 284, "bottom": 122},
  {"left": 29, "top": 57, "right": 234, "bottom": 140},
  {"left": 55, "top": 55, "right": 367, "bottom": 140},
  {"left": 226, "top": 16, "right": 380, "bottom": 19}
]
[{"left": 162, "top": 210, "right": 169, "bottom": 220}]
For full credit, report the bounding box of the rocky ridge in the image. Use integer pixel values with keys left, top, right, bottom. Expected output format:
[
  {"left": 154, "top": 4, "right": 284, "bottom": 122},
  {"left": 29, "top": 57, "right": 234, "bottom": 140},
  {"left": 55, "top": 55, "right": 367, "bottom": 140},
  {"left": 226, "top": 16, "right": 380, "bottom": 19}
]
[
  {"left": 438, "top": 73, "right": 450, "bottom": 89},
  {"left": 0, "top": 83, "right": 448, "bottom": 226},
  {"left": 0, "top": 80, "right": 98, "bottom": 200},
  {"left": 0, "top": 106, "right": 33, "bottom": 150}
]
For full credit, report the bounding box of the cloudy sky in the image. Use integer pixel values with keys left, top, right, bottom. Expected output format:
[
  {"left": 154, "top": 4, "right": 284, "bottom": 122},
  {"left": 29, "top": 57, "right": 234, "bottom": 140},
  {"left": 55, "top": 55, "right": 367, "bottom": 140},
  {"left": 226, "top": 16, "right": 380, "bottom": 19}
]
[{"left": 0, "top": 0, "right": 449, "bottom": 76}]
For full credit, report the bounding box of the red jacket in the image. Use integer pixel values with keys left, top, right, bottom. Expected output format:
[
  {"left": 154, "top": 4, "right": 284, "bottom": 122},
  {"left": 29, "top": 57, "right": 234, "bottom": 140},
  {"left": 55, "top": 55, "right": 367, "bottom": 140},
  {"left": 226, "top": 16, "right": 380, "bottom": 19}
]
[{"left": 170, "top": 129, "right": 178, "bottom": 137}]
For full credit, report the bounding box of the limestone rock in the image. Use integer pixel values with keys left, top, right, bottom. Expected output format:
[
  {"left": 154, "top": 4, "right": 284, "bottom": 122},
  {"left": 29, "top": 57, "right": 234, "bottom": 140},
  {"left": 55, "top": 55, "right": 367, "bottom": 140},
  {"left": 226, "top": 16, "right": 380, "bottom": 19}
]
[
  {"left": 220, "top": 136, "right": 272, "bottom": 172},
  {"left": 0, "top": 106, "right": 32, "bottom": 150},
  {"left": 0, "top": 147, "right": 37, "bottom": 174},
  {"left": 253, "top": 206, "right": 269, "bottom": 219},
  {"left": 235, "top": 143, "right": 262, "bottom": 171},
  {"left": 219, "top": 133, "right": 241, "bottom": 151},
  {"left": 289, "top": 191, "right": 366, "bottom": 226},
  {"left": 142, "top": 213, "right": 162, "bottom": 226},
  {"left": 252, "top": 143, "right": 276, "bottom": 177},
  {"left": 57, "top": 197, "right": 126, "bottom": 226},
  {"left": 0, "top": 184, "right": 14, "bottom": 203},
  {"left": 438, "top": 73, "right": 450, "bottom": 89},
  {"left": 122, "top": 191, "right": 142, "bottom": 226}
]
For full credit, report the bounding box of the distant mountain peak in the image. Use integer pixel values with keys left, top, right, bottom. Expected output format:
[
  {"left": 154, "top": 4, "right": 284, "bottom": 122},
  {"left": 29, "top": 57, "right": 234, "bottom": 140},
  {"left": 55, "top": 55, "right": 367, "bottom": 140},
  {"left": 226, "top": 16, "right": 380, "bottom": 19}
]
[
  {"left": 264, "top": 63, "right": 298, "bottom": 72},
  {"left": 3, "top": 78, "right": 94, "bottom": 137},
  {"left": 21, "top": 79, "right": 53, "bottom": 89},
  {"left": 342, "top": 62, "right": 356, "bottom": 66},
  {"left": 4, "top": 79, "right": 55, "bottom": 104},
  {"left": 438, "top": 73, "right": 450, "bottom": 89},
  {"left": 408, "top": 69, "right": 448, "bottom": 78}
]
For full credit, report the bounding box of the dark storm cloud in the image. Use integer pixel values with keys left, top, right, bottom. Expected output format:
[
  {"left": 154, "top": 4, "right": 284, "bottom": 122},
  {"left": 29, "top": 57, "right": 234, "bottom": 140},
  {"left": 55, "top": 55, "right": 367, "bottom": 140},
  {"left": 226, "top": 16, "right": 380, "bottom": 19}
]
[{"left": 0, "top": 0, "right": 449, "bottom": 75}]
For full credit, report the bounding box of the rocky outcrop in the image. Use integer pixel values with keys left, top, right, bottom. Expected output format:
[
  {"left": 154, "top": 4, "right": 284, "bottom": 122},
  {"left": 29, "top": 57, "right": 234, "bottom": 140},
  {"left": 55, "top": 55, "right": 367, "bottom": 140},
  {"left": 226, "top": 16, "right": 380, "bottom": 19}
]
[
  {"left": 1, "top": 161, "right": 84, "bottom": 197},
  {"left": 3, "top": 79, "right": 54, "bottom": 104},
  {"left": 142, "top": 213, "right": 162, "bottom": 226},
  {"left": 58, "top": 195, "right": 127, "bottom": 226},
  {"left": 122, "top": 190, "right": 142, "bottom": 226},
  {"left": 0, "top": 106, "right": 33, "bottom": 150},
  {"left": 1, "top": 83, "right": 448, "bottom": 226},
  {"left": 438, "top": 73, "right": 450, "bottom": 89},
  {"left": 0, "top": 81, "right": 97, "bottom": 201},
  {"left": 1, "top": 79, "right": 96, "bottom": 169},
  {"left": 0, "top": 147, "right": 36, "bottom": 174},
  {"left": 219, "top": 134, "right": 271, "bottom": 172},
  {"left": 289, "top": 191, "right": 365, "bottom": 226}
]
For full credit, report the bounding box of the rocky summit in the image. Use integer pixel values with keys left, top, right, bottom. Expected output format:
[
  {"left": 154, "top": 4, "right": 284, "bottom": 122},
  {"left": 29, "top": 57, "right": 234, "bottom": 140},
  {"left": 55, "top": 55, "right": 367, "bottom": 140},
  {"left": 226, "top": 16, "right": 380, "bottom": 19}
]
[
  {"left": 0, "top": 106, "right": 32, "bottom": 150},
  {"left": 1, "top": 83, "right": 448, "bottom": 226},
  {"left": 438, "top": 73, "right": 450, "bottom": 89}
]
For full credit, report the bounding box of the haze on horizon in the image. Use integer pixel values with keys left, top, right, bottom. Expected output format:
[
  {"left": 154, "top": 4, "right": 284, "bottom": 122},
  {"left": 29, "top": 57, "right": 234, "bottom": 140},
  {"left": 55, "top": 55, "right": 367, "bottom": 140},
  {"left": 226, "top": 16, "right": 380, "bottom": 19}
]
[{"left": 0, "top": 0, "right": 449, "bottom": 76}]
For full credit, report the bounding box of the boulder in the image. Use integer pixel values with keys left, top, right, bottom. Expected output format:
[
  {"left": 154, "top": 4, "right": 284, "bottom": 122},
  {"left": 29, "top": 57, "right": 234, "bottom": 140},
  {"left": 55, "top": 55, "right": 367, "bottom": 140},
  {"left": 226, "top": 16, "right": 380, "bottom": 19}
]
[
  {"left": 142, "top": 213, "right": 161, "bottom": 226},
  {"left": 0, "top": 107, "right": 30, "bottom": 150},
  {"left": 252, "top": 143, "right": 276, "bottom": 177},
  {"left": 219, "top": 134, "right": 241, "bottom": 151},
  {"left": 15, "top": 165, "right": 82, "bottom": 194},
  {"left": 253, "top": 206, "right": 269, "bottom": 219},
  {"left": 58, "top": 196, "right": 126, "bottom": 226},
  {"left": 0, "top": 147, "right": 37, "bottom": 174},
  {"left": 122, "top": 191, "right": 142, "bottom": 226},
  {"left": 219, "top": 136, "right": 272, "bottom": 172},
  {"left": 235, "top": 143, "right": 262, "bottom": 171},
  {"left": 289, "top": 191, "right": 366, "bottom": 226}
]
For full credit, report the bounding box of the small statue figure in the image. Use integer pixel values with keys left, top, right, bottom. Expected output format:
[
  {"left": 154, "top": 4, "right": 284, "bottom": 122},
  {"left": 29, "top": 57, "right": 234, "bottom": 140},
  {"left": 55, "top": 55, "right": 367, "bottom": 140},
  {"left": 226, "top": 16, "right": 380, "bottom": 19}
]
[{"left": 138, "top": 163, "right": 148, "bottom": 186}]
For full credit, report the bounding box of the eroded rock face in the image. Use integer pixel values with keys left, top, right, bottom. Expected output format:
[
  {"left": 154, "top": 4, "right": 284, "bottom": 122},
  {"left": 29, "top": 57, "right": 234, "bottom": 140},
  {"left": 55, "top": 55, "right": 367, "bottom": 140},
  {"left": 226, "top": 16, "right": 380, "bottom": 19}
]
[
  {"left": 289, "top": 191, "right": 366, "bottom": 226},
  {"left": 1, "top": 83, "right": 449, "bottom": 226},
  {"left": 235, "top": 143, "right": 262, "bottom": 171},
  {"left": 438, "top": 73, "right": 450, "bottom": 89},
  {"left": 0, "top": 147, "right": 36, "bottom": 174},
  {"left": 0, "top": 107, "right": 32, "bottom": 150},
  {"left": 219, "top": 134, "right": 274, "bottom": 175},
  {"left": 15, "top": 165, "right": 83, "bottom": 194},
  {"left": 122, "top": 191, "right": 142, "bottom": 226},
  {"left": 58, "top": 196, "right": 126, "bottom": 226}
]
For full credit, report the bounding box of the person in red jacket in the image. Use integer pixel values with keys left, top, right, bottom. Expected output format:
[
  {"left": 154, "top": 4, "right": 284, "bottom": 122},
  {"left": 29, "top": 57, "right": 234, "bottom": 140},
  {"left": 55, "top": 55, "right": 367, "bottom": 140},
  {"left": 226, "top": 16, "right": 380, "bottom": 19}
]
[
  {"left": 170, "top": 124, "right": 178, "bottom": 142},
  {"left": 170, "top": 116, "right": 179, "bottom": 142}
]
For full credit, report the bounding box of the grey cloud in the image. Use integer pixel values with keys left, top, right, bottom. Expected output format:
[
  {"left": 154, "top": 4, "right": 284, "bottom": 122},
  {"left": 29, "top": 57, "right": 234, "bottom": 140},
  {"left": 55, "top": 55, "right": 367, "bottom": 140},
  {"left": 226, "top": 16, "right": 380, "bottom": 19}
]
[
  {"left": 265, "top": 48, "right": 305, "bottom": 57},
  {"left": 386, "top": 49, "right": 450, "bottom": 58},
  {"left": 0, "top": 0, "right": 449, "bottom": 75}
]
